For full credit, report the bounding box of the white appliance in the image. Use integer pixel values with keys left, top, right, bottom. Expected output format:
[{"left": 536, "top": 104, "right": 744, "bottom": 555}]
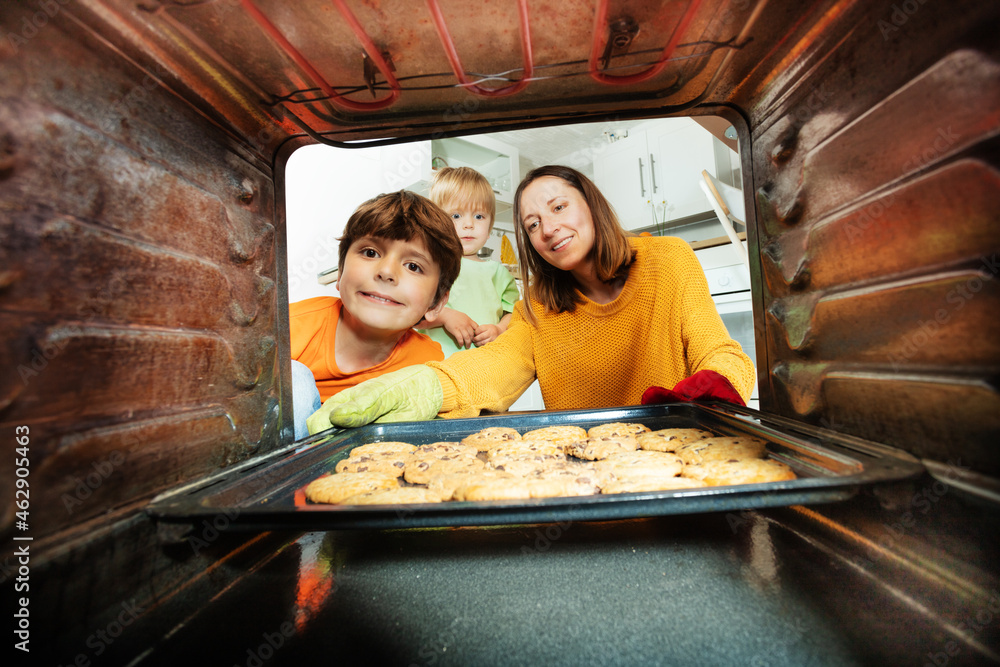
[{"left": 697, "top": 245, "right": 759, "bottom": 409}]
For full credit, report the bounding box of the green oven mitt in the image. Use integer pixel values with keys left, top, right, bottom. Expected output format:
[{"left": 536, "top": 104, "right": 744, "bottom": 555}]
[{"left": 306, "top": 365, "right": 443, "bottom": 433}]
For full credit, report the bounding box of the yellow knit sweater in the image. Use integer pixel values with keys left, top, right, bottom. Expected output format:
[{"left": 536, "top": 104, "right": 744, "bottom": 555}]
[{"left": 429, "top": 236, "right": 756, "bottom": 418}]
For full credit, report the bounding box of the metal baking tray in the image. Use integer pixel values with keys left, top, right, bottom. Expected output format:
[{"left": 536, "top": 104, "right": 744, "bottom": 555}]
[{"left": 146, "top": 403, "right": 926, "bottom": 531}]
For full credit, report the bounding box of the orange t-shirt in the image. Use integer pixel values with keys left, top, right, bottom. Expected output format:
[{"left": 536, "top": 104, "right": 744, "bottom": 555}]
[{"left": 289, "top": 297, "right": 444, "bottom": 402}]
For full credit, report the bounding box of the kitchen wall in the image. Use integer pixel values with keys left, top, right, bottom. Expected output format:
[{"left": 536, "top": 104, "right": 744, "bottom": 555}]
[{"left": 285, "top": 143, "right": 394, "bottom": 303}]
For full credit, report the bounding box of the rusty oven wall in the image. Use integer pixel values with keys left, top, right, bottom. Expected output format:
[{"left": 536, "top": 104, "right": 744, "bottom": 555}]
[
  {"left": 744, "top": 0, "right": 1000, "bottom": 475},
  {"left": 0, "top": 0, "right": 997, "bottom": 659},
  {"left": 0, "top": 1, "right": 293, "bottom": 649}
]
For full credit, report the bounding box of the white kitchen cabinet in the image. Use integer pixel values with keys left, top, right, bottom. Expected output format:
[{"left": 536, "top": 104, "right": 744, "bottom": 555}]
[
  {"left": 649, "top": 120, "right": 719, "bottom": 223},
  {"left": 391, "top": 134, "right": 520, "bottom": 212},
  {"left": 592, "top": 129, "right": 657, "bottom": 230},
  {"left": 594, "top": 119, "right": 720, "bottom": 232}
]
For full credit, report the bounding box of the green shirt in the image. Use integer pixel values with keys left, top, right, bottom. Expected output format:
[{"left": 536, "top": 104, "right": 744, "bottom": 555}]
[{"left": 419, "top": 257, "right": 520, "bottom": 357}]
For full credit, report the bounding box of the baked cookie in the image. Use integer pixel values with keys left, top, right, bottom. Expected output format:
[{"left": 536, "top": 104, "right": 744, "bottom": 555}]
[
  {"left": 348, "top": 441, "right": 418, "bottom": 457},
  {"left": 521, "top": 425, "right": 588, "bottom": 444},
  {"left": 461, "top": 427, "right": 522, "bottom": 452},
  {"left": 453, "top": 476, "right": 593, "bottom": 500},
  {"left": 588, "top": 422, "right": 651, "bottom": 439},
  {"left": 522, "top": 476, "right": 598, "bottom": 498},
  {"left": 411, "top": 442, "right": 479, "bottom": 459},
  {"left": 682, "top": 458, "right": 797, "bottom": 486},
  {"left": 529, "top": 463, "right": 604, "bottom": 495},
  {"left": 564, "top": 436, "right": 638, "bottom": 460},
  {"left": 489, "top": 454, "right": 566, "bottom": 477},
  {"left": 636, "top": 428, "right": 714, "bottom": 452},
  {"left": 675, "top": 436, "right": 767, "bottom": 466},
  {"left": 594, "top": 450, "right": 685, "bottom": 479},
  {"left": 404, "top": 453, "right": 486, "bottom": 485},
  {"left": 602, "top": 476, "right": 708, "bottom": 494},
  {"left": 335, "top": 450, "right": 410, "bottom": 477},
  {"left": 487, "top": 440, "right": 565, "bottom": 461},
  {"left": 304, "top": 472, "right": 399, "bottom": 504},
  {"left": 339, "top": 486, "right": 443, "bottom": 505},
  {"left": 427, "top": 470, "right": 516, "bottom": 501},
  {"left": 453, "top": 478, "right": 534, "bottom": 501}
]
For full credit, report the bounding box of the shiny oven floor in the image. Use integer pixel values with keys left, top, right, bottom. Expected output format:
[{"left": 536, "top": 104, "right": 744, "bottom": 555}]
[{"left": 127, "top": 483, "right": 999, "bottom": 666}]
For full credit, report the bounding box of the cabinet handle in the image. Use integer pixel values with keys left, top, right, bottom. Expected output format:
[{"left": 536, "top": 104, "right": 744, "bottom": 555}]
[
  {"left": 649, "top": 153, "right": 658, "bottom": 194},
  {"left": 638, "top": 157, "right": 646, "bottom": 197}
]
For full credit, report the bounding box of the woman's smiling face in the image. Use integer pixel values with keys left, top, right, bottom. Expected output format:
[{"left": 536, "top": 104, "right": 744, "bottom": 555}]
[{"left": 519, "top": 175, "right": 596, "bottom": 273}]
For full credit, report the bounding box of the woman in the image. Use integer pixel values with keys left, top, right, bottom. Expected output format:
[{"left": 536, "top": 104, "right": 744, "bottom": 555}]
[{"left": 306, "top": 165, "right": 755, "bottom": 433}]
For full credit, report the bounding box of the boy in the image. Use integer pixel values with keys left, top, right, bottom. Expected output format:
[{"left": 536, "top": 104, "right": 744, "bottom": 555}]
[
  {"left": 289, "top": 190, "right": 463, "bottom": 438},
  {"left": 417, "top": 167, "right": 520, "bottom": 356}
]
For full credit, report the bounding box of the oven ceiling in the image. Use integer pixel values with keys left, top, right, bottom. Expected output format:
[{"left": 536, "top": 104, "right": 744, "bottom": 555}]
[{"left": 83, "top": 0, "right": 829, "bottom": 149}]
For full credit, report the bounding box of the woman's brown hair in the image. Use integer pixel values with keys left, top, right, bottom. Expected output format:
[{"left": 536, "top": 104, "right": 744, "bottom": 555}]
[{"left": 513, "top": 165, "right": 634, "bottom": 324}]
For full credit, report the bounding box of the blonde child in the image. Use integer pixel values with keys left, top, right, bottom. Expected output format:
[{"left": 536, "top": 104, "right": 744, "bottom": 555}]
[{"left": 417, "top": 167, "right": 520, "bottom": 357}]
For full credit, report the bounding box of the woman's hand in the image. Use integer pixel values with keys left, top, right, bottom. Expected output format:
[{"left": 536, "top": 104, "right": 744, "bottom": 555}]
[{"left": 640, "top": 370, "right": 745, "bottom": 406}]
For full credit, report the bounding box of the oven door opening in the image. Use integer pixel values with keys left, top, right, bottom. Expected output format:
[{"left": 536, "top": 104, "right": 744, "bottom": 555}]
[{"left": 284, "top": 115, "right": 752, "bottom": 418}]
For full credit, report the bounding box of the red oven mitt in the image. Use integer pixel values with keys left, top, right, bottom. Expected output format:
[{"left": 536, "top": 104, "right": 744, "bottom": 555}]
[{"left": 641, "top": 370, "right": 745, "bottom": 407}]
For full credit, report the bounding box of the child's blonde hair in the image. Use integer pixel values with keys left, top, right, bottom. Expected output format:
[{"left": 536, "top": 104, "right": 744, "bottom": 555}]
[{"left": 429, "top": 166, "right": 496, "bottom": 229}]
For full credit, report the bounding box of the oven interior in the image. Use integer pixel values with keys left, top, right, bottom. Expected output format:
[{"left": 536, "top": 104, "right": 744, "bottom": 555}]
[{"left": 1, "top": 0, "right": 998, "bottom": 664}]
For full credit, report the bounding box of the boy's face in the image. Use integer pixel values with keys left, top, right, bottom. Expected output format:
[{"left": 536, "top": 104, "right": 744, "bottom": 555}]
[
  {"left": 446, "top": 202, "right": 492, "bottom": 257},
  {"left": 336, "top": 235, "right": 446, "bottom": 334}
]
